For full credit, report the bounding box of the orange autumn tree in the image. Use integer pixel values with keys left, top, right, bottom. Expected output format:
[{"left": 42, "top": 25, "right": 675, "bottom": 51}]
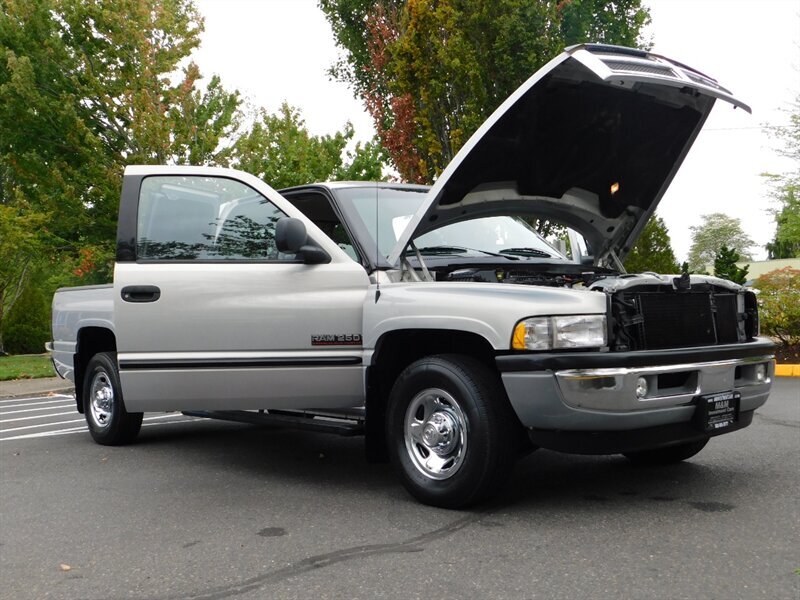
[{"left": 320, "top": 0, "right": 651, "bottom": 183}]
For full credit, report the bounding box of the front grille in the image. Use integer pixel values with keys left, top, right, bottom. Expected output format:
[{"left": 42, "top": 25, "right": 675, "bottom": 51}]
[
  {"left": 638, "top": 293, "right": 715, "bottom": 349},
  {"left": 714, "top": 294, "right": 740, "bottom": 344},
  {"left": 612, "top": 290, "right": 745, "bottom": 351}
]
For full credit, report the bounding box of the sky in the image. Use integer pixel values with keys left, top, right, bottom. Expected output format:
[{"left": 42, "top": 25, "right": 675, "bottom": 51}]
[{"left": 192, "top": 0, "right": 800, "bottom": 263}]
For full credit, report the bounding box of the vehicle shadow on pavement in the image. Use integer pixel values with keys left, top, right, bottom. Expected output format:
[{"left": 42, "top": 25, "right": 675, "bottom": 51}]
[
  {"left": 131, "top": 420, "right": 400, "bottom": 495},
  {"left": 127, "top": 418, "right": 746, "bottom": 511},
  {"left": 499, "top": 448, "right": 740, "bottom": 513}
]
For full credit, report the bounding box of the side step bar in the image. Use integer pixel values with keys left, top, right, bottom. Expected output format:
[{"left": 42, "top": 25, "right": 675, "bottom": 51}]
[{"left": 181, "top": 409, "right": 365, "bottom": 436}]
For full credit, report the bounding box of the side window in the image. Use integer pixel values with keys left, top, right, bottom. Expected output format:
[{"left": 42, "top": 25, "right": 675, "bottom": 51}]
[
  {"left": 286, "top": 192, "right": 359, "bottom": 261},
  {"left": 137, "top": 176, "right": 295, "bottom": 261}
]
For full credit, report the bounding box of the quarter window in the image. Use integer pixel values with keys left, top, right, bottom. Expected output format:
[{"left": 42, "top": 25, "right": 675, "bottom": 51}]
[{"left": 137, "top": 176, "right": 294, "bottom": 261}]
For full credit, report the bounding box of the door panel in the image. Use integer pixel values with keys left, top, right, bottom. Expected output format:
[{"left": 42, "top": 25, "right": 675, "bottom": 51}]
[{"left": 114, "top": 168, "right": 370, "bottom": 411}]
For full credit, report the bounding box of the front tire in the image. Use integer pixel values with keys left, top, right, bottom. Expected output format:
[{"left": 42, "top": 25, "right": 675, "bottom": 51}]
[
  {"left": 623, "top": 438, "right": 709, "bottom": 465},
  {"left": 83, "top": 352, "right": 142, "bottom": 446},
  {"left": 386, "top": 355, "right": 519, "bottom": 509}
]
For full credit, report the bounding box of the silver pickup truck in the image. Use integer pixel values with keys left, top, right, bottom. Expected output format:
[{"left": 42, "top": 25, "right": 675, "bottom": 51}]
[{"left": 51, "top": 44, "right": 774, "bottom": 508}]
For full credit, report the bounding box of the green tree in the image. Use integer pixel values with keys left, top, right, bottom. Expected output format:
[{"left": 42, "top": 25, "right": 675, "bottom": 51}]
[
  {"left": 687, "top": 213, "right": 755, "bottom": 273},
  {"left": 0, "top": 0, "right": 240, "bottom": 274},
  {"left": 1, "top": 278, "right": 50, "bottom": 355},
  {"left": 559, "top": 0, "right": 652, "bottom": 48},
  {"left": 0, "top": 0, "right": 241, "bottom": 346},
  {"left": 763, "top": 93, "right": 800, "bottom": 258},
  {"left": 713, "top": 245, "right": 749, "bottom": 285},
  {"left": 623, "top": 214, "right": 680, "bottom": 274},
  {"left": 0, "top": 204, "right": 48, "bottom": 354},
  {"left": 231, "top": 103, "right": 386, "bottom": 189},
  {"left": 755, "top": 268, "right": 800, "bottom": 346},
  {"left": 320, "top": 0, "right": 651, "bottom": 182},
  {"left": 765, "top": 185, "right": 800, "bottom": 258}
]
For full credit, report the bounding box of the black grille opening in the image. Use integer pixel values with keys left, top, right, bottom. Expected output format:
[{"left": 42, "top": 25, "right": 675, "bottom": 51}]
[
  {"left": 658, "top": 371, "right": 692, "bottom": 389},
  {"left": 639, "top": 293, "right": 716, "bottom": 349},
  {"left": 610, "top": 287, "right": 752, "bottom": 351},
  {"left": 714, "top": 294, "right": 739, "bottom": 344}
]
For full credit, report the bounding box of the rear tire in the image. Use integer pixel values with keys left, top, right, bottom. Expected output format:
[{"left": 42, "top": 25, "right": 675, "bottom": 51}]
[
  {"left": 623, "top": 439, "right": 709, "bottom": 465},
  {"left": 83, "top": 352, "right": 142, "bottom": 445},
  {"left": 386, "top": 355, "right": 519, "bottom": 509}
]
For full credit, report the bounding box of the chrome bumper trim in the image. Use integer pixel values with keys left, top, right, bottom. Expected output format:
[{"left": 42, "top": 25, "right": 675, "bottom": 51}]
[{"left": 555, "top": 355, "right": 774, "bottom": 412}]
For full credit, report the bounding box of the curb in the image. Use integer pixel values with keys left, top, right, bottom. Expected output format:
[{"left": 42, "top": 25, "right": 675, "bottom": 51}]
[
  {"left": 775, "top": 364, "right": 800, "bottom": 378},
  {"left": 0, "top": 377, "right": 74, "bottom": 399}
]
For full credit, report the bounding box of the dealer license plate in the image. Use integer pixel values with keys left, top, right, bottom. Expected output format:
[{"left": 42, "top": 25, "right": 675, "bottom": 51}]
[{"left": 694, "top": 391, "right": 740, "bottom": 432}]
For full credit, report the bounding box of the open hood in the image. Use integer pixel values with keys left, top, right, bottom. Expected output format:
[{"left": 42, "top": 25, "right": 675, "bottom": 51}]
[{"left": 387, "top": 44, "right": 749, "bottom": 268}]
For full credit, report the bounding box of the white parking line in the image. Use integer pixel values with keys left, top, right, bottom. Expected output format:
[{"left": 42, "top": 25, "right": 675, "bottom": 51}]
[
  {"left": 0, "top": 411, "right": 77, "bottom": 424},
  {"left": 1, "top": 417, "right": 86, "bottom": 433},
  {"left": 0, "top": 403, "right": 74, "bottom": 415},
  {"left": 1, "top": 424, "right": 88, "bottom": 441},
  {"left": 0, "top": 398, "right": 74, "bottom": 409},
  {"left": 1, "top": 412, "right": 192, "bottom": 435},
  {"left": 0, "top": 394, "right": 72, "bottom": 404},
  {"left": 0, "top": 418, "right": 201, "bottom": 441}
]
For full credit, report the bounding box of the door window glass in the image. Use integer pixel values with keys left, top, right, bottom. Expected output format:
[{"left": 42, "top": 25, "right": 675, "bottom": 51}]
[{"left": 137, "top": 176, "right": 294, "bottom": 261}]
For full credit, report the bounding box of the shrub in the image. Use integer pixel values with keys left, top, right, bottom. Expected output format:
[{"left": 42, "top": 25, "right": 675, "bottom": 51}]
[
  {"left": 754, "top": 267, "right": 800, "bottom": 346},
  {"left": 2, "top": 284, "right": 50, "bottom": 355}
]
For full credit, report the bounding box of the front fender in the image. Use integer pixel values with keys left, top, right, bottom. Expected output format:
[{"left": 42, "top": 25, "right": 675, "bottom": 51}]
[{"left": 363, "top": 281, "right": 607, "bottom": 349}]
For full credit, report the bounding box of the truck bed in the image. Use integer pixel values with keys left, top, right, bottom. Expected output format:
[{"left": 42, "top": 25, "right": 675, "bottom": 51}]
[{"left": 51, "top": 284, "right": 114, "bottom": 382}]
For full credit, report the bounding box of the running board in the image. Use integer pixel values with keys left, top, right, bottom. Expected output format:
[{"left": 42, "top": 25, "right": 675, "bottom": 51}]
[{"left": 181, "top": 409, "right": 365, "bottom": 436}]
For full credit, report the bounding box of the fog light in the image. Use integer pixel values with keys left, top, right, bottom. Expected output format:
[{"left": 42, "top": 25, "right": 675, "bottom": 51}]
[
  {"left": 635, "top": 377, "right": 649, "bottom": 399},
  {"left": 755, "top": 364, "right": 767, "bottom": 382}
]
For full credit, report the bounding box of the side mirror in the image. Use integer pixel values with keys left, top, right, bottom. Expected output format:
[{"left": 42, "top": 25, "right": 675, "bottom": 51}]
[
  {"left": 276, "top": 217, "right": 307, "bottom": 253},
  {"left": 275, "top": 217, "right": 330, "bottom": 265}
]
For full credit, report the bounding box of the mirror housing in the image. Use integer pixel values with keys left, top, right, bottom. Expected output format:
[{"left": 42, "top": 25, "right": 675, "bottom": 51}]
[
  {"left": 275, "top": 217, "right": 330, "bottom": 264},
  {"left": 298, "top": 245, "right": 329, "bottom": 264},
  {"left": 276, "top": 217, "right": 307, "bottom": 253}
]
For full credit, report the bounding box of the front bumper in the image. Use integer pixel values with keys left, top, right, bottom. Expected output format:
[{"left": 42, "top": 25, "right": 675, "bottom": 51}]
[{"left": 496, "top": 339, "right": 774, "bottom": 451}]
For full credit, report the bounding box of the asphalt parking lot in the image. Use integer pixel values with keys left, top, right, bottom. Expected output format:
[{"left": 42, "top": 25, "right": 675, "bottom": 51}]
[{"left": 1, "top": 379, "right": 797, "bottom": 600}]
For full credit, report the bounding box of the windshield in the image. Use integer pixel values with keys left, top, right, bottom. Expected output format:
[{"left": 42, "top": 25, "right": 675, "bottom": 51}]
[{"left": 336, "top": 187, "right": 565, "bottom": 261}]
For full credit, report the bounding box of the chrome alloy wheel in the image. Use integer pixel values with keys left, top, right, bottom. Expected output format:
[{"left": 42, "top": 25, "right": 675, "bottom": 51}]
[
  {"left": 89, "top": 370, "right": 114, "bottom": 429},
  {"left": 404, "top": 388, "right": 468, "bottom": 480}
]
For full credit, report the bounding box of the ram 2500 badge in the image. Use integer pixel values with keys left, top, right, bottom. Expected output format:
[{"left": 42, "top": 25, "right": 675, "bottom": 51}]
[{"left": 50, "top": 44, "right": 774, "bottom": 508}]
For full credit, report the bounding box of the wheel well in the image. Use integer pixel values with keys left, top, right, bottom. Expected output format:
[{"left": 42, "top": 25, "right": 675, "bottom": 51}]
[
  {"left": 364, "top": 329, "right": 497, "bottom": 462},
  {"left": 74, "top": 327, "right": 117, "bottom": 413}
]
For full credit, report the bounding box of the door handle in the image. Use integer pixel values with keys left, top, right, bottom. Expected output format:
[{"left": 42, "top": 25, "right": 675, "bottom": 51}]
[{"left": 121, "top": 285, "right": 161, "bottom": 303}]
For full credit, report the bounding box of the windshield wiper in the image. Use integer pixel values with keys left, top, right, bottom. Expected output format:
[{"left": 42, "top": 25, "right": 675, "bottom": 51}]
[
  {"left": 498, "top": 247, "right": 552, "bottom": 258},
  {"left": 406, "top": 245, "right": 519, "bottom": 260}
]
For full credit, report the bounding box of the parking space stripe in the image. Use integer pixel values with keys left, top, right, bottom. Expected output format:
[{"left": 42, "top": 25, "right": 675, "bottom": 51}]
[
  {"left": 0, "top": 415, "right": 202, "bottom": 441},
  {"left": 0, "top": 394, "right": 72, "bottom": 404},
  {"left": 0, "top": 411, "right": 77, "bottom": 424},
  {"left": 0, "top": 403, "right": 75, "bottom": 415},
  {"left": 0, "top": 398, "right": 74, "bottom": 409},
  {"left": 1, "top": 417, "right": 87, "bottom": 433},
  {"left": 1, "top": 425, "right": 88, "bottom": 441}
]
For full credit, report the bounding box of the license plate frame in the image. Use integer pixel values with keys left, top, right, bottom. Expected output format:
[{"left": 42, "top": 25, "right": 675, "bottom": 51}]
[{"left": 694, "top": 390, "right": 741, "bottom": 433}]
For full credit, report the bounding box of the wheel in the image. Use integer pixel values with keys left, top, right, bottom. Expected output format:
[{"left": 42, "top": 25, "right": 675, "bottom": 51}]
[
  {"left": 386, "top": 354, "right": 519, "bottom": 509},
  {"left": 83, "top": 352, "right": 143, "bottom": 445},
  {"left": 623, "top": 438, "right": 709, "bottom": 465}
]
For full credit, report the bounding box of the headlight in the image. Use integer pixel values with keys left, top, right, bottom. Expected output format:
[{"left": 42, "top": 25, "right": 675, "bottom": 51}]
[{"left": 512, "top": 315, "right": 607, "bottom": 351}]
